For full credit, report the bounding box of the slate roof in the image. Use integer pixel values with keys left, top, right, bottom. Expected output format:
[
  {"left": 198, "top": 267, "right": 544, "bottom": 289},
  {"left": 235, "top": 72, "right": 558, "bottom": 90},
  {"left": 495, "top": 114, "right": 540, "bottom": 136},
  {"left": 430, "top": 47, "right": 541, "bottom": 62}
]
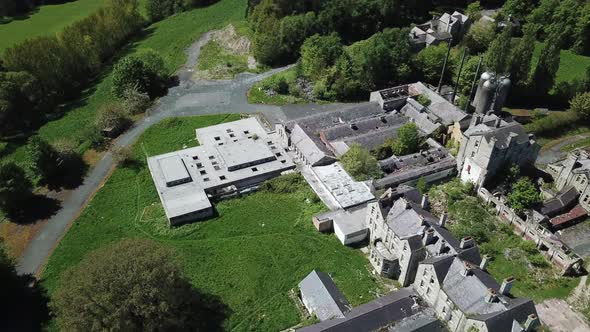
[
  {"left": 385, "top": 198, "right": 433, "bottom": 238},
  {"left": 409, "top": 82, "right": 468, "bottom": 126},
  {"left": 297, "top": 288, "right": 423, "bottom": 332},
  {"left": 464, "top": 122, "right": 530, "bottom": 149},
  {"left": 299, "top": 270, "right": 351, "bottom": 321},
  {"left": 421, "top": 255, "right": 454, "bottom": 284},
  {"left": 471, "top": 297, "right": 537, "bottom": 332},
  {"left": 291, "top": 124, "right": 334, "bottom": 166},
  {"left": 540, "top": 186, "right": 579, "bottom": 217},
  {"left": 400, "top": 103, "right": 441, "bottom": 136}
]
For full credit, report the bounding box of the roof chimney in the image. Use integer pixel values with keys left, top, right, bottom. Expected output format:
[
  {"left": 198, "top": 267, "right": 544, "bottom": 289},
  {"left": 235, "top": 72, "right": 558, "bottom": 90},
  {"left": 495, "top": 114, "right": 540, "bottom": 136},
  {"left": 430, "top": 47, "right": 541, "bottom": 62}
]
[
  {"left": 484, "top": 288, "right": 498, "bottom": 303},
  {"left": 461, "top": 261, "right": 473, "bottom": 276},
  {"left": 423, "top": 228, "right": 435, "bottom": 246},
  {"left": 500, "top": 276, "right": 514, "bottom": 295},
  {"left": 480, "top": 254, "right": 490, "bottom": 270},
  {"left": 459, "top": 236, "right": 474, "bottom": 249},
  {"left": 439, "top": 213, "right": 447, "bottom": 227},
  {"left": 421, "top": 194, "right": 429, "bottom": 209},
  {"left": 494, "top": 117, "right": 501, "bottom": 128},
  {"left": 524, "top": 314, "right": 539, "bottom": 332}
]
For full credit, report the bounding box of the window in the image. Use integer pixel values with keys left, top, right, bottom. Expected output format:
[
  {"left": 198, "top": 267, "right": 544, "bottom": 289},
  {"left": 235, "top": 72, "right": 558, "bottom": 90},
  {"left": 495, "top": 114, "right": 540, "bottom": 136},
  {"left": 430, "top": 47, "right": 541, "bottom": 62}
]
[
  {"left": 471, "top": 151, "right": 476, "bottom": 158},
  {"left": 214, "top": 165, "right": 221, "bottom": 171},
  {"left": 230, "top": 133, "right": 235, "bottom": 138},
  {"left": 420, "top": 280, "right": 424, "bottom": 288},
  {"left": 212, "top": 161, "right": 218, "bottom": 165},
  {"left": 276, "top": 152, "right": 282, "bottom": 157},
  {"left": 196, "top": 163, "right": 203, "bottom": 168},
  {"left": 267, "top": 141, "right": 273, "bottom": 145},
  {"left": 280, "top": 160, "right": 286, "bottom": 164},
  {"left": 203, "top": 177, "right": 210, "bottom": 182},
  {"left": 214, "top": 136, "right": 221, "bottom": 141},
  {"left": 226, "top": 128, "right": 233, "bottom": 133},
  {"left": 233, "top": 139, "right": 238, "bottom": 142},
  {"left": 219, "top": 175, "right": 226, "bottom": 180},
  {"left": 426, "top": 287, "right": 431, "bottom": 295},
  {"left": 192, "top": 155, "right": 199, "bottom": 160},
  {"left": 271, "top": 146, "right": 277, "bottom": 150},
  {"left": 252, "top": 167, "right": 258, "bottom": 172},
  {"left": 218, "top": 143, "right": 224, "bottom": 146},
  {"left": 208, "top": 156, "right": 215, "bottom": 160},
  {"left": 244, "top": 130, "right": 250, "bottom": 134},
  {"left": 200, "top": 170, "right": 207, "bottom": 175}
]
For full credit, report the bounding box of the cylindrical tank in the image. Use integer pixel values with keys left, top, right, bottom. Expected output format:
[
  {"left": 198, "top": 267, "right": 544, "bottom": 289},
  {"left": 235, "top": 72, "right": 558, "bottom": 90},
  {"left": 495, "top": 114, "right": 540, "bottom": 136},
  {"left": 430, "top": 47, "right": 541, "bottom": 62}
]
[
  {"left": 476, "top": 79, "right": 496, "bottom": 114},
  {"left": 493, "top": 76, "right": 511, "bottom": 113},
  {"left": 472, "top": 72, "right": 492, "bottom": 108}
]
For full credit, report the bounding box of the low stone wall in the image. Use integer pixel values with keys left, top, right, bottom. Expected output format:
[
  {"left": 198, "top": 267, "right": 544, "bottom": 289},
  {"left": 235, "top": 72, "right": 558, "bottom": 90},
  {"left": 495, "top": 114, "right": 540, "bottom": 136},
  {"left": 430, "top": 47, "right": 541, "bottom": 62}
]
[{"left": 477, "top": 187, "right": 583, "bottom": 275}]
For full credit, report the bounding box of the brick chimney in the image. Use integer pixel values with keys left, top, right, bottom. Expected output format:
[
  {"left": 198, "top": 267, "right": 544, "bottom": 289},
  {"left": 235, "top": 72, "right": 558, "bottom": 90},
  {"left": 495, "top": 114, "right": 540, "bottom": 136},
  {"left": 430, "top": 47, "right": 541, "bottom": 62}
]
[
  {"left": 461, "top": 261, "right": 473, "bottom": 276},
  {"left": 421, "top": 194, "right": 429, "bottom": 209},
  {"left": 500, "top": 276, "right": 514, "bottom": 295},
  {"left": 484, "top": 288, "right": 498, "bottom": 303},
  {"left": 439, "top": 213, "right": 447, "bottom": 227},
  {"left": 524, "top": 314, "right": 539, "bottom": 332},
  {"left": 459, "top": 236, "right": 474, "bottom": 249},
  {"left": 423, "top": 228, "right": 435, "bottom": 245},
  {"left": 480, "top": 255, "right": 490, "bottom": 270}
]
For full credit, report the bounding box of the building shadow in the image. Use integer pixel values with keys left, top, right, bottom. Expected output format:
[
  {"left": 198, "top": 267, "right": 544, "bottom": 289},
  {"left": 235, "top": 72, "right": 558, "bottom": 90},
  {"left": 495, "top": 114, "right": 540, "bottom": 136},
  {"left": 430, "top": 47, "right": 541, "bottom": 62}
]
[
  {"left": 0, "top": 274, "right": 51, "bottom": 331},
  {"left": 5, "top": 194, "right": 61, "bottom": 225}
]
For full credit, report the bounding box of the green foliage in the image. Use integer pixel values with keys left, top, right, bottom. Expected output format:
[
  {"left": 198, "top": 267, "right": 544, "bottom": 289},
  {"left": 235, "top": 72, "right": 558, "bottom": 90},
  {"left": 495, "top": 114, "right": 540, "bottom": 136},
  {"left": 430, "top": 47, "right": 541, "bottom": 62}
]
[
  {"left": 416, "top": 94, "right": 431, "bottom": 107},
  {"left": 524, "top": 111, "right": 579, "bottom": 136},
  {"left": 462, "top": 20, "right": 496, "bottom": 53},
  {"left": 501, "top": 0, "right": 535, "bottom": 19},
  {"left": 465, "top": 1, "right": 482, "bottom": 21},
  {"left": 391, "top": 123, "right": 420, "bottom": 156},
  {"left": 300, "top": 34, "right": 343, "bottom": 80},
  {"left": 51, "top": 238, "right": 228, "bottom": 331},
  {"left": 448, "top": 196, "right": 497, "bottom": 244},
  {"left": 415, "top": 43, "right": 452, "bottom": 84},
  {"left": 531, "top": 34, "right": 561, "bottom": 96},
  {"left": 570, "top": 92, "right": 590, "bottom": 120},
  {"left": 122, "top": 85, "right": 152, "bottom": 115},
  {"left": 507, "top": 177, "right": 541, "bottom": 214},
  {"left": 509, "top": 27, "right": 535, "bottom": 85},
  {"left": 370, "top": 141, "right": 393, "bottom": 160},
  {"left": 416, "top": 177, "right": 428, "bottom": 195},
  {"left": 340, "top": 144, "right": 383, "bottom": 181},
  {"left": 0, "top": 162, "right": 32, "bottom": 212},
  {"left": 0, "top": 70, "right": 45, "bottom": 136},
  {"left": 25, "top": 136, "right": 58, "bottom": 183},
  {"left": 484, "top": 27, "right": 512, "bottom": 74},
  {"left": 112, "top": 57, "right": 152, "bottom": 98},
  {"left": 260, "top": 173, "right": 306, "bottom": 194},
  {"left": 146, "top": 0, "right": 186, "bottom": 22},
  {"left": 95, "top": 102, "right": 129, "bottom": 132},
  {"left": 572, "top": 2, "right": 590, "bottom": 55}
]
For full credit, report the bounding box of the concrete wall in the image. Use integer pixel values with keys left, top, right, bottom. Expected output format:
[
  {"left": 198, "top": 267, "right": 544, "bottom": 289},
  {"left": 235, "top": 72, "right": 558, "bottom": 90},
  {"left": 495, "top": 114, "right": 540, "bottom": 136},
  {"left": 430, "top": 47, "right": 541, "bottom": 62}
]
[{"left": 169, "top": 207, "right": 215, "bottom": 226}]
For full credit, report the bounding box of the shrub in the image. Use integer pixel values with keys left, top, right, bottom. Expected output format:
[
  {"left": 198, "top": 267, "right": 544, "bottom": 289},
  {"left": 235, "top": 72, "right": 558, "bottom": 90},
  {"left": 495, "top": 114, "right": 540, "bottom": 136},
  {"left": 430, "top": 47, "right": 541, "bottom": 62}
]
[
  {"left": 122, "top": 85, "right": 151, "bottom": 115},
  {"left": 571, "top": 92, "right": 590, "bottom": 120},
  {"left": 340, "top": 144, "right": 383, "bottom": 181},
  {"left": 95, "top": 102, "right": 129, "bottom": 132},
  {"left": 391, "top": 123, "right": 420, "bottom": 156},
  {"left": 112, "top": 146, "right": 133, "bottom": 165},
  {"left": 416, "top": 94, "right": 431, "bottom": 107},
  {"left": 524, "top": 111, "right": 579, "bottom": 136},
  {"left": 261, "top": 173, "right": 304, "bottom": 193},
  {"left": 0, "top": 162, "right": 33, "bottom": 212},
  {"left": 26, "top": 136, "right": 58, "bottom": 183},
  {"left": 507, "top": 177, "right": 541, "bottom": 214}
]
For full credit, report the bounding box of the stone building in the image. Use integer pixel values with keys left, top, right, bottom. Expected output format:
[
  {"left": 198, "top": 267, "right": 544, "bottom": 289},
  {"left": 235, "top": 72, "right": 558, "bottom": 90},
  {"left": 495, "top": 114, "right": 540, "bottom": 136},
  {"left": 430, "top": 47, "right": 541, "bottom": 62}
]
[
  {"left": 547, "top": 149, "right": 590, "bottom": 212},
  {"left": 456, "top": 114, "right": 539, "bottom": 188},
  {"left": 366, "top": 186, "right": 481, "bottom": 286},
  {"left": 413, "top": 256, "right": 539, "bottom": 332},
  {"left": 409, "top": 11, "right": 470, "bottom": 49}
]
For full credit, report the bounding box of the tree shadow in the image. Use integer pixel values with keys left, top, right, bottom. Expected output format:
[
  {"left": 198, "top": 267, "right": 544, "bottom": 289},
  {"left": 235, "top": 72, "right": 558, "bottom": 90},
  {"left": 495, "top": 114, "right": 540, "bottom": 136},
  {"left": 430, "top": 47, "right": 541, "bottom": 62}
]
[
  {"left": 183, "top": 284, "right": 232, "bottom": 331},
  {"left": 42, "top": 151, "right": 89, "bottom": 191},
  {"left": 5, "top": 194, "right": 61, "bottom": 225},
  {"left": 0, "top": 273, "right": 51, "bottom": 331}
]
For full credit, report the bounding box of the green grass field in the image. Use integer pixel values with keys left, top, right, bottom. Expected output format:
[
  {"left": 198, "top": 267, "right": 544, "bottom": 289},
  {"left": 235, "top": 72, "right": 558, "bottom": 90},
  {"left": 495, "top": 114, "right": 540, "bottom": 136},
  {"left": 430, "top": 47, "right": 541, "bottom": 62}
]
[
  {"left": 532, "top": 42, "right": 590, "bottom": 85},
  {"left": 0, "top": 0, "right": 107, "bottom": 53},
  {"left": 0, "top": 0, "right": 248, "bottom": 170},
  {"left": 42, "top": 114, "right": 384, "bottom": 331}
]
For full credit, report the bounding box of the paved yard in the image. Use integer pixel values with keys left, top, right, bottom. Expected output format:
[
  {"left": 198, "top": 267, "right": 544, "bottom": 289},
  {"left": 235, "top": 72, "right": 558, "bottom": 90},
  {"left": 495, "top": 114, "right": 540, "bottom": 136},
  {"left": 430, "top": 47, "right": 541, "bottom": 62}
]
[{"left": 537, "top": 299, "right": 590, "bottom": 332}]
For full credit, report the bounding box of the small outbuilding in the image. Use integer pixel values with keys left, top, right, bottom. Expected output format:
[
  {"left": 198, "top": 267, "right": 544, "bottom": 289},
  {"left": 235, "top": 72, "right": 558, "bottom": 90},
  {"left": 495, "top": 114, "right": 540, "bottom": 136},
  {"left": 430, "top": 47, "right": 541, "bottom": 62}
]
[{"left": 298, "top": 270, "right": 351, "bottom": 321}]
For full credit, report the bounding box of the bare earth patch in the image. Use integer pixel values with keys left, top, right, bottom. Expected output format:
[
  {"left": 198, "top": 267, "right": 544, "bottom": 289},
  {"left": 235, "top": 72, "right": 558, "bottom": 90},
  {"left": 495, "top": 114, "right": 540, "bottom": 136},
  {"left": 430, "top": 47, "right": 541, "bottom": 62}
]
[{"left": 536, "top": 298, "right": 590, "bottom": 332}]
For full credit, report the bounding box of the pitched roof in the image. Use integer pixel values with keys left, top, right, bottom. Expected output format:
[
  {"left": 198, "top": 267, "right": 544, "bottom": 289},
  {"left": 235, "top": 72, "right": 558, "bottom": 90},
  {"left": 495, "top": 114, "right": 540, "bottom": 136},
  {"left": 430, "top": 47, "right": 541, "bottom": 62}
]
[
  {"left": 299, "top": 270, "right": 351, "bottom": 321},
  {"left": 421, "top": 255, "right": 455, "bottom": 284},
  {"left": 291, "top": 124, "right": 334, "bottom": 166},
  {"left": 541, "top": 186, "right": 579, "bottom": 217}
]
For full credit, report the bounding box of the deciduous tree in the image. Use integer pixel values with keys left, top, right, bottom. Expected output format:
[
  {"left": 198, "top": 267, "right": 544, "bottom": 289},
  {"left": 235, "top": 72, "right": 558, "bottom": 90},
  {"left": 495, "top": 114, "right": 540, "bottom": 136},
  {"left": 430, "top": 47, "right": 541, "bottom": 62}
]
[
  {"left": 571, "top": 92, "right": 590, "bottom": 120},
  {"left": 341, "top": 143, "right": 383, "bottom": 181},
  {"left": 300, "top": 34, "right": 343, "bottom": 80},
  {"left": 507, "top": 177, "right": 541, "bottom": 214},
  {"left": 391, "top": 123, "right": 420, "bottom": 156},
  {"left": 0, "top": 162, "right": 32, "bottom": 212}
]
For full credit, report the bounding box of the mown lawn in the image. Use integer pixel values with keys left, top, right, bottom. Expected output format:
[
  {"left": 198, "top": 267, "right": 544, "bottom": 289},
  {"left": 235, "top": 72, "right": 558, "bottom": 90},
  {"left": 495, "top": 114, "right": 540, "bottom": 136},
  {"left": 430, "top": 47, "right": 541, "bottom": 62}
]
[
  {"left": 0, "top": 0, "right": 106, "bottom": 52},
  {"left": 532, "top": 42, "right": 590, "bottom": 85},
  {"left": 0, "top": 0, "right": 248, "bottom": 171},
  {"left": 42, "top": 114, "right": 385, "bottom": 331},
  {"left": 429, "top": 180, "right": 579, "bottom": 303}
]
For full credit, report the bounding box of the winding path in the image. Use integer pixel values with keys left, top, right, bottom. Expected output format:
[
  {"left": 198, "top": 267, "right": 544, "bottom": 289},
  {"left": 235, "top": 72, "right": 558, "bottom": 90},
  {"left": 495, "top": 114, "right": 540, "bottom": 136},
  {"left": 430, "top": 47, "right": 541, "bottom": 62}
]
[{"left": 16, "top": 34, "right": 293, "bottom": 276}]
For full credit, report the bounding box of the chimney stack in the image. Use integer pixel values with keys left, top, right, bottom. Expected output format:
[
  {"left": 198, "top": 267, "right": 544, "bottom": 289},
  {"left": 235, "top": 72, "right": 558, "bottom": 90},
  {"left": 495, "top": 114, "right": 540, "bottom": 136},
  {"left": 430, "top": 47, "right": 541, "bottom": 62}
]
[
  {"left": 439, "top": 213, "right": 447, "bottom": 227},
  {"left": 480, "top": 255, "right": 490, "bottom": 270},
  {"left": 423, "top": 228, "right": 435, "bottom": 245},
  {"left": 459, "top": 236, "right": 474, "bottom": 249},
  {"left": 524, "top": 314, "right": 539, "bottom": 332},
  {"left": 461, "top": 261, "right": 473, "bottom": 276},
  {"left": 421, "top": 194, "right": 429, "bottom": 209},
  {"left": 500, "top": 276, "right": 515, "bottom": 295},
  {"left": 494, "top": 117, "right": 501, "bottom": 128},
  {"left": 484, "top": 288, "right": 498, "bottom": 303}
]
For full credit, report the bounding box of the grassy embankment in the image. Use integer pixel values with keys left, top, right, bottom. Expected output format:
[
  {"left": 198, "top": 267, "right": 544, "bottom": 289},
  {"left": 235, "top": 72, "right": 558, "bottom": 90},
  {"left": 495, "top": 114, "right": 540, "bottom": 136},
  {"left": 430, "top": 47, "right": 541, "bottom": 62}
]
[
  {"left": 429, "top": 180, "right": 579, "bottom": 303},
  {"left": 42, "top": 114, "right": 385, "bottom": 331}
]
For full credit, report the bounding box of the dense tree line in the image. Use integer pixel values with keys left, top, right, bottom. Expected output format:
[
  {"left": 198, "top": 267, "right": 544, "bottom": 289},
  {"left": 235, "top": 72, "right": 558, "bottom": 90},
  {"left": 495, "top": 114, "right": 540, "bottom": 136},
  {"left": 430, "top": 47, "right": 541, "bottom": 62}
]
[
  {"left": 0, "top": 0, "right": 74, "bottom": 18},
  {"left": 145, "top": 0, "right": 218, "bottom": 22},
  {"left": 0, "top": 0, "right": 143, "bottom": 136}
]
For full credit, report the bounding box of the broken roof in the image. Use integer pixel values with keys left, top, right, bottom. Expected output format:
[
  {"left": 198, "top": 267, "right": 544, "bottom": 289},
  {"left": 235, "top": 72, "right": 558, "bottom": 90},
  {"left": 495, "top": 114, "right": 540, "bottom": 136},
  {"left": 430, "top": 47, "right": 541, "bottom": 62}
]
[{"left": 409, "top": 82, "right": 468, "bottom": 125}]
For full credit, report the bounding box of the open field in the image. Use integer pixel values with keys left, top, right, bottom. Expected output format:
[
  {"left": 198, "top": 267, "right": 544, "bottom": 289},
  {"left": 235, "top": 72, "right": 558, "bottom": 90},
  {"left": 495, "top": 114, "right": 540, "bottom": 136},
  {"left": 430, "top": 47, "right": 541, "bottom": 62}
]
[
  {"left": 532, "top": 42, "right": 590, "bottom": 86},
  {"left": 429, "top": 180, "right": 579, "bottom": 303},
  {"left": 0, "top": 0, "right": 106, "bottom": 52},
  {"left": 42, "top": 114, "right": 385, "bottom": 331},
  {"left": 248, "top": 67, "right": 314, "bottom": 105}
]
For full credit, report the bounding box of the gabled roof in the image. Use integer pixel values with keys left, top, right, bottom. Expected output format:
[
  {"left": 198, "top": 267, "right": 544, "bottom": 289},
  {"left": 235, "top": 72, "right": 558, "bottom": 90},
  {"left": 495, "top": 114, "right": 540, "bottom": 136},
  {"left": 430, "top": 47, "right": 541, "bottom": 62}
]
[
  {"left": 421, "top": 255, "right": 455, "bottom": 284},
  {"left": 540, "top": 186, "right": 579, "bottom": 217},
  {"left": 299, "top": 270, "right": 351, "bottom": 321},
  {"left": 291, "top": 124, "right": 334, "bottom": 166}
]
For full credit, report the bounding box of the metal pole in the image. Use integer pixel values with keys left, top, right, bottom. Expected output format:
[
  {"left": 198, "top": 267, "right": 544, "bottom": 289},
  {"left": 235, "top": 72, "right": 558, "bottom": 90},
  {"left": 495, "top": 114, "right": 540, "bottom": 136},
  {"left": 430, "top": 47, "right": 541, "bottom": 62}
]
[
  {"left": 437, "top": 38, "right": 453, "bottom": 94},
  {"left": 452, "top": 48, "right": 467, "bottom": 103},
  {"left": 464, "top": 56, "right": 483, "bottom": 113}
]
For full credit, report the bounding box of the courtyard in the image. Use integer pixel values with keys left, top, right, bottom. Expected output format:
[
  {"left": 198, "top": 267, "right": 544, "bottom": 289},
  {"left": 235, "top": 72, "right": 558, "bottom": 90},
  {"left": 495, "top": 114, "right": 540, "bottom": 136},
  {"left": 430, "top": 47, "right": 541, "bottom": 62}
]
[{"left": 41, "top": 114, "right": 385, "bottom": 331}]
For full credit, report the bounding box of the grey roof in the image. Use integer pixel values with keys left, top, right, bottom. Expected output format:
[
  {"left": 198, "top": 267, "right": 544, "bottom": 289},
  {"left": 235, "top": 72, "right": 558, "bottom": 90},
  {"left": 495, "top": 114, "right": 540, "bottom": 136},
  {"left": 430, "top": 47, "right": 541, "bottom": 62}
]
[
  {"left": 540, "top": 186, "right": 579, "bottom": 217},
  {"left": 291, "top": 124, "right": 334, "bottom": 166},
  {"left": 298, "top": 288, "right": 422, "bottom": 332},
  {"left": 464, "top": 122, "right": 530, "bottom": 149},
  {"left": 158, "top": 155, "right": 191, "bottom": 186},
  {"left": 472, "top": 297, "right": 536, "bottom": 332},
  {"left": 374, "top": 158, "right": 456, "bottom": 190},
  {"left": 322, "top": 114, "right": 405, "bottom": 141},
  {"left": 331, "top": 206, "right": 369, "bottom": 236},
  {"left": 384, "top": 198, "right": 432, "bottom": 238},
  {"left": 299, "top": 270, "right": 351, "bottom": 321},
  {"left": 311, "top": 163, "right": 375, "bottom": 209},
  {"left": 401, "top": 104, "right": 441, "bottom": 136},
  {"left": 390, "top": 307, "right": 444, "bottom": 332},
  {"left": 409, "top": 82, "right": 468, "bottom": 125},
  {"left": 421, "top": 255, "right": 455, "bottom": 284}
]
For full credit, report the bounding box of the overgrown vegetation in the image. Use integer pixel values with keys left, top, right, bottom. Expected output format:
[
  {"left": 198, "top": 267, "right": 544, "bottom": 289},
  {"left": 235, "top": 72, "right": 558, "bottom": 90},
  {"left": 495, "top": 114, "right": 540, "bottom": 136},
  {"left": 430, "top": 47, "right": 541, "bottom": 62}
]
[
  {"left": 42, "top": 114, "right": 385, "bottom": 331},
  {"left": 428, "top": 179, "right": 579, "bottom": 302},
  {"left": 340, "top": 144, "right": 383, "bottom": 181}
]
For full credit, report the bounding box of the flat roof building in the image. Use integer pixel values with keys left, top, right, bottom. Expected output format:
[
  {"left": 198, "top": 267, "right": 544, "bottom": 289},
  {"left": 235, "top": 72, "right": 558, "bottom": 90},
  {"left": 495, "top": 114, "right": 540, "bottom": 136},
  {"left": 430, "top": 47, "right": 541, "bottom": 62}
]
[{"left": 148, "top": 118, "right": 295, "bottom": 225}]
